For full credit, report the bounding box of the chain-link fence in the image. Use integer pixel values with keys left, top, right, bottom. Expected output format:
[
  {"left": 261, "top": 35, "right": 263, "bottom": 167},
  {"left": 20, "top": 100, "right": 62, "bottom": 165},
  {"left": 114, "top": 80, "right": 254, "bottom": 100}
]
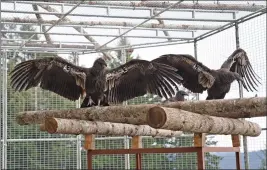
[{"left": 1, "top": 1, "right": 266, "bottom": 170}]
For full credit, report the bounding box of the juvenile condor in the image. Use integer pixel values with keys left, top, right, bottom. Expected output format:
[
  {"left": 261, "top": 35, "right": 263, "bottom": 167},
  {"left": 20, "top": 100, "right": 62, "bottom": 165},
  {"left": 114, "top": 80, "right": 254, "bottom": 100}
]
[{"left": 162, "top": 90, "right": 189, "bottom": 104}]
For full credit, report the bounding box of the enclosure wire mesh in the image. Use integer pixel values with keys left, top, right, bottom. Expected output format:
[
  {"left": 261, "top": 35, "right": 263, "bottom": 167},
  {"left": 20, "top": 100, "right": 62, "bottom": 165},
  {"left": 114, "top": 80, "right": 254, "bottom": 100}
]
[
  {"left": 239, "top": 14, "right": 266, "bottom": 169},
  {"left": 1, "top": 1, "right": 266, "bottom": 170},
  {"left": 197, "top": 13, "right": 266, "bottom": 169}
]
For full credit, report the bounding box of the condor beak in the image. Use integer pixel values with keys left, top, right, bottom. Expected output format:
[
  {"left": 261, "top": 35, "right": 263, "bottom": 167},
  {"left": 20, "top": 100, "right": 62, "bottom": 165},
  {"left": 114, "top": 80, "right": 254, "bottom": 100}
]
[{"left": 103, "top": 64, "right": 108, "bottom": 71}]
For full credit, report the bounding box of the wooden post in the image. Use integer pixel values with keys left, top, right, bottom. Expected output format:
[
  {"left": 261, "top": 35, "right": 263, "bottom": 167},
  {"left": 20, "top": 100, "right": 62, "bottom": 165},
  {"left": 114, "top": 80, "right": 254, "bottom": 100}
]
[
  {"left": 231, "top": 135, "right": 241, "bottom": 170},
  {"left": 194, "top": 133, "right": 206, "bottom": 170},
  {"left": 84, "top": 135, "right": 95, "bottom": 170},
  {"left": 194, "top": 133, "right": 206, "bottom": 147},
  {"left": 132, "top": 136, "right": 142, "bottom": 170}
]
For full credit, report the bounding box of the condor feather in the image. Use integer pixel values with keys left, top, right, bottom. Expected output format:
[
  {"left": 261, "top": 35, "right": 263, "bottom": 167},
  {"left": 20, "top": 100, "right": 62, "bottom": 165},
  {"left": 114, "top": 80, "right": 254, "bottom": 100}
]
[
  {"left": 153, "top": 48, "right": 260, "bottom": 100},
  {"left": 104, "top": 59, "right": 183, "bottom": 104}
]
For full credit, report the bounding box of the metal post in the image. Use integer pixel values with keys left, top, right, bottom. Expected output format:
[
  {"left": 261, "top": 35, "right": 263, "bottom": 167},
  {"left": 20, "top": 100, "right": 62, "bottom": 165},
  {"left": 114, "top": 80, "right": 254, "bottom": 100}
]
[
  {"left": 193, "top": 33, "right": 200, "bottom": 101},
  {"left": 34, "top": 53, "right": 38, "bottom": 111},
  {"left": 0, "top": 54, "right": 2, "bottom": 170},
  {"left": 235, "top": 22, "right": 249, "bottom": 170},
  {"left": 74, "top": 52, "right": 82, "bottom": 169},
  {"left": 120, "top": 49, "right": 131, "bottom": 169},
  {"left": 0, "top": 0, "right": 2, "bottom": 167},
  {"left": 2, "top": 51, "right": 7, "bottom": 169}
]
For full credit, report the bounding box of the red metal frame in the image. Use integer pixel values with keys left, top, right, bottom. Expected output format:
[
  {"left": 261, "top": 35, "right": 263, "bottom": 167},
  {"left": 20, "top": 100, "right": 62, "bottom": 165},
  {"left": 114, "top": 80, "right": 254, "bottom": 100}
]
[{"left": 85, "top": 134, "right": 241, "bottom": 170}]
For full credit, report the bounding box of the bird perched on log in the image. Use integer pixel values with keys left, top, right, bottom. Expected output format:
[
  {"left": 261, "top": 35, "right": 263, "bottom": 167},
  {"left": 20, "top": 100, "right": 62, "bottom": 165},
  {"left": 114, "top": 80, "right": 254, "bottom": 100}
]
[
  {"left": 152, "top": 48, "right": 261, "bottom": 100},
  {"left": 10, "top": 56, "right": 183, "bottom": 107},
  {"left": 162, "top": 90, "right": 189, "bottom": 103}
]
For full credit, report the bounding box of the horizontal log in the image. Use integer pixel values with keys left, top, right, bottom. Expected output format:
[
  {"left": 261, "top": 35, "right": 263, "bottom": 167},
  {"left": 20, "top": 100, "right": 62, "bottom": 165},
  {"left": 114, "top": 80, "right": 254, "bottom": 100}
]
[
  {"left": 39, "top": 124, "right": 46, "bottom": 131},
  {"left": 147, "top": 106, "right": 261, "bottom": 137},
  {"left": 16, "top": 97, "right": 266, "bottom": 126},
  {"left": 42, "top": 118, "right": 182, "bottom": 137},
  {"left": 2, "top": 17, "right": 220, "bottom": 30},
  {"left": 63, "top": 1, "right": 265, "bottom": 12},
  {"left": 16, "top": 105, "right": 155, "bottom": 125},
  {"left": 2, "top": 42, "right": 94, "bottom": 49},
  {"left": 163, "top": 97, "right": 267, "bottom": 118}
]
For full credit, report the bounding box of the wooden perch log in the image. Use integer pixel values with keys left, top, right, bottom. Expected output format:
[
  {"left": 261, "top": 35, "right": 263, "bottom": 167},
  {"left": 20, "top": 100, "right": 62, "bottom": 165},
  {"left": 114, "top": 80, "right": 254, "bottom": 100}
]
[
  {"left": 163, "top": 97, "right": 267, "bottom": 118},
  {"left": 147, "top": 106, "right": 261, "bottom": 137},
  {"left": 42, "top": 118, "right": 182, "bottom": 137},
  {"left": 16, "top": 97, "right": 266, "bottom": 126},
  {"left": 16, "top": 105, "right": 155, "bottom": 125}
]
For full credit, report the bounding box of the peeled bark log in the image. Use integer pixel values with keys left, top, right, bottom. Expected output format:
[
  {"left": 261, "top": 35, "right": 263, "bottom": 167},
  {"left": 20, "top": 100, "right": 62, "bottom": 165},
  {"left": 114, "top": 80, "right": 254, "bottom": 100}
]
[
  {"left": 16, "top": 105, "right": 154, "bottom": 125},
  {"left": 2, "top": 17, "right": 220, "bottom": 30},
  {"left": 2, "top": 42, "right": 93, "bottom": 49},
  {"left": 39, "top": 124, "right": 46, "bottom": 131},
  {"left": 147, "top": 106, "right": 261, "bottom": 137},
  {"left": 43, "top": 118, "right": 183, "bottom": 137},
  {"left": 85, "top": 1, "right": 265, "bottom": 12},
  {"left": 163, "top": 97, "right": 267, "bottom": 118},
  {"left": 16, "top": 97, "right": 266, "bottom": 125}
]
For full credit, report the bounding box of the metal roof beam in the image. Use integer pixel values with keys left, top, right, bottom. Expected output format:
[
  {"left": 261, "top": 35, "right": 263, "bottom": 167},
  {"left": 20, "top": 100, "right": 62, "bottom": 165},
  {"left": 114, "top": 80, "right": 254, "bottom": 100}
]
[
  {"left": 1, "top": 9, "right": 235, "bottom": 22},
  {"left": 2, "top": 42, "right": 94, "bottom": 49},
  {"left": 14, "top": 0, "right": 85, "bottom": 53},
  {"left": 1, "top": 30, "right": 194, "bottom": 40},
  {"left": 195, "top": 7, "right": 266, "bottom": 41},
  {"left": 2, "top": 17, "right": 219, "bottom": 31},
  {"left": 83, "top": 40, "right": 194, "bottom": 55},
  {"left": 95, "top": 0, "right": 185, "bottom": 51},
  {"left": 2, "top": 38, "right": 95, "bottom": 45},
  {"left": 38, "top": 3, "right": 115, "bottom": 60}
]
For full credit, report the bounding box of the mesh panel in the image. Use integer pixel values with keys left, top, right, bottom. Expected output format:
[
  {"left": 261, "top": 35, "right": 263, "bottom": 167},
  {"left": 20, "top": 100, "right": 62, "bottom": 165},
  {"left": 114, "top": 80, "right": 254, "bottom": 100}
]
[
  {"left": 6, "top": 53, "right": 77, "bottom": 140},
  {"left": 7, "top": 140, "right": 77, "bottom": 169},
  {"left": 197, "top": 13, "right": 266, "bottom": 169},
  {"left": 81, "top": 137, "right": 126, "bottom": 169},
  {"left": 239, "top": 14, "right": 266, "bottom": 169},
  {"left": 140, "top": 136, "right": 199, "bottom": 169},
  {"left": 1, "top": 1, "right": 266, "bottom": 170}
]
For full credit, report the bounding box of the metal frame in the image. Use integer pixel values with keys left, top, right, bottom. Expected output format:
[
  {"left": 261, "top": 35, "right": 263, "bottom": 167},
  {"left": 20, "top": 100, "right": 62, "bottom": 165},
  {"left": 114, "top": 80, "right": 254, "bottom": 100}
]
[
  {"left": 2, "top": 1, "right": 263, "bottom": 54},
  {"left": 0, "top": 1, "right": 266, "bottom": 170},
  {"left": 0, "top": 1, "right": 264, "bottom": 54},
  {"left": 85, "top": 134, "right": 241, "bottom": 170}
]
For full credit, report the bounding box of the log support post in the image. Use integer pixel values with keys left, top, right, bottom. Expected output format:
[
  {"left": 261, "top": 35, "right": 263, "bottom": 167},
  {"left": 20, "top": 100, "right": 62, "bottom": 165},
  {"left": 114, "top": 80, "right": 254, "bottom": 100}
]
[
  {"left": 232, "top": 134, "right": 241, "bottom": 170},
  {"left": 194, "top": 133, "right": 206, "bottom": 170},
  {"left": 132, "top": 136, "right": 142, "bottom": 170},
  {"left": 84, "top": 135, "right": 95, "bottom": 170},
  {"left": 191, "top": 133, "right": 241, "bottom": 170}
]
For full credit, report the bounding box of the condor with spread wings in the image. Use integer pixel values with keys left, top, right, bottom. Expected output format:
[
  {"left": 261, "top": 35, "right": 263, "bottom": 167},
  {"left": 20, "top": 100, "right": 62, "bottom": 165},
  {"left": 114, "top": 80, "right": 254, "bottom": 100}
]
[
  {"left": 10, "top": 56, "right": 183, "bottom": 107},
  {"left": 153, "top": 48, "right": 261, "bottom": 100}
]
